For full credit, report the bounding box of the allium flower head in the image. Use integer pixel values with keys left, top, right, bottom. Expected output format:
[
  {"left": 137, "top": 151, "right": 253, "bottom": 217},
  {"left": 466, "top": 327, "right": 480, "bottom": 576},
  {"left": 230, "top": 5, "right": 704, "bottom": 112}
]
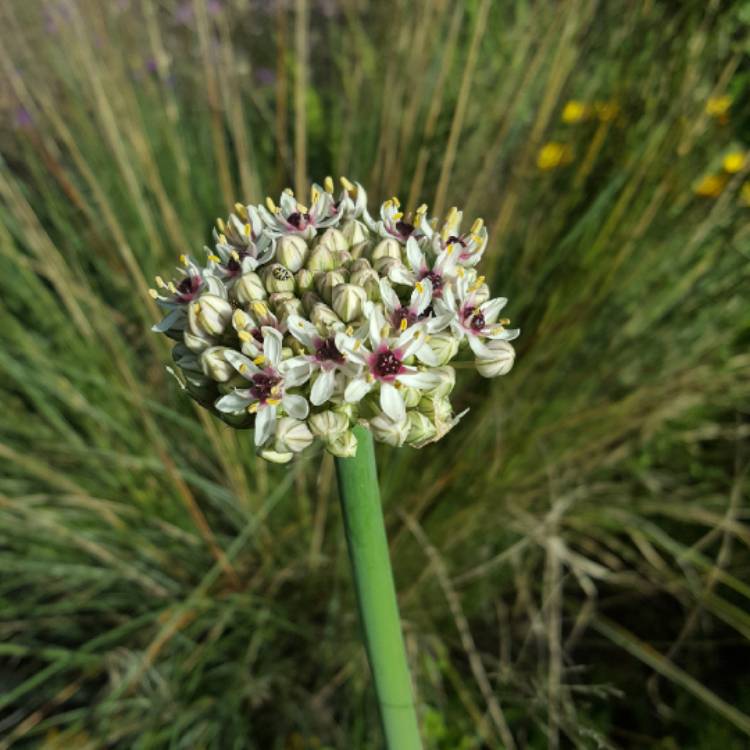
[{"left": 151, "top": 178, "right": 519, "bottom": 462}]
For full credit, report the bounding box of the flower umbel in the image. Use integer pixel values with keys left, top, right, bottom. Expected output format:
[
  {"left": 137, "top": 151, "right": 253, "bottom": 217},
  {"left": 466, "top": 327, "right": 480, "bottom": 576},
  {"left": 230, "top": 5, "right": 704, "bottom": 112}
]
[{"left": 150, "top": 178, "right": 519, "bottom": 461}]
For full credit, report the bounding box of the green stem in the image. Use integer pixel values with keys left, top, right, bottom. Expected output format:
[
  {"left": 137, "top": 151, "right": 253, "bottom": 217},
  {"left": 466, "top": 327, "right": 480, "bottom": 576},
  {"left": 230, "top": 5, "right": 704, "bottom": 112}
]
[{"left": 335, "top": 426, "right": 423, "bottom": 750}]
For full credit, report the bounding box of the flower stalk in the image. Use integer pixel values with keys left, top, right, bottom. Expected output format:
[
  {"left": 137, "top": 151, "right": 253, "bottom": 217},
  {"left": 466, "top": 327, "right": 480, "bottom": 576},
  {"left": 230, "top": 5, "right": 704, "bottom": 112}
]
[{"left": 335, "top": 426, "right": 423, "bottom": 750}]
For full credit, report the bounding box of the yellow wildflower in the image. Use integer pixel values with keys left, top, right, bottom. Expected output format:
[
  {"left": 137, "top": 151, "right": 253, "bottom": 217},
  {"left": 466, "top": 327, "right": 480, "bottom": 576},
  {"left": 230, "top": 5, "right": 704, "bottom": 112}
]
[
  {"left": 537, "top": 142, "right": 573, "bottom": 171},
  {"left": 722, "top": 151, "right": 747, "bottom": 174},
  {"left": 561, "top": 100, "right": 589, "bottom": 124},
  {"left": 706, "top": 95, "right": 731, "bottom": 119},
  {"left": 693, "top": 174, "right": 728, "bottom": 198}
]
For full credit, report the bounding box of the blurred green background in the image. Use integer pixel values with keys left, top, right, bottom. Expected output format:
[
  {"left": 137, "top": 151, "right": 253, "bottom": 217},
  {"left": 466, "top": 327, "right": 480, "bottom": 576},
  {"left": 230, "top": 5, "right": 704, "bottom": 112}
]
[{"left": 1, "top": 0, "right": 749, "bottom": 748}]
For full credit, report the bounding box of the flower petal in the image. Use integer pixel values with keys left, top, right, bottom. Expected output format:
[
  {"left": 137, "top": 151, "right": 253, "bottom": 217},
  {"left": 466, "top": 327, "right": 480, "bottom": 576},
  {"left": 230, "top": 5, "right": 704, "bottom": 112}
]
[
  {"left": 215, "top": 390, "right": 252, "bottom": 413},
  {"left": 380, "top": 382, "right": 405, "bottom": 422},
  {"left": 345, "top": 377, "right": 374, "bottom": 403},
  {"left": 262, "top": 326, "right": 283, "bottom": 365},
  {"left": 287, "top": 314, "right": 319, "bottom": 350},
  {"left": 405, "top": 236, "right": 425, "bottom": 273},
  {"left": 224, "top": 350, "right": 260, "bottom": 378},
  {"left": 397, "top": 370, "right": 442, "bottom": 390},
  {"left": 311, "top": 368, "right": 336, "bottom": 406},
  {"left": 282, "top": 393, "right": 309, "bottom": 419},
  {"left": 254, "top": 404, "right": 276, "bottom": 446}
]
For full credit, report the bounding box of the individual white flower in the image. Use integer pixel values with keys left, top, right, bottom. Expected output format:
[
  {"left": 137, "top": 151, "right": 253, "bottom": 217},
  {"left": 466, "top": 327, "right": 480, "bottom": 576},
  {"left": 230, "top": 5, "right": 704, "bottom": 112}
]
[
  {"left": 436, "top": 271, "right": 519, "bottom": 356},
  {"left": 258, "top": 185, "right": 339, "bottom": 239},
  {"left": 432, "top": 209, "right": 488, "bottom": 268},
  {"left": 285, "top": 315, "right": 355, "bottom": 406},
  {"left": 207, "top": 213, "right": 275, "bottom": 282},
  {"left": 367, "top": 197, "right": 432, "bottom": 243},
  {"left": 150, "top": 255, "right": 224, "bottom": 335},
  {"left": 200, "top": 346, "right": 235, "bottom": 382},
  {"left": 308, "top": 409, "right": 350, "bottom": 439},
  {"left": 388, "top": 236, "right": 458, "bottom": 298},
  {"left": 232, "top": 303, "right": 286, "bottom": 359},
  {"left": 215, "top": 327, "right": 311, "bottom": 447},
  {"left": 335, "top": 303, "right": 442, "bottom": 421},
  {"left": 378, "top": 277, "right": 449, "bottom": 334},
  {"left": 334, "top": 176, "right": 370, "bottom": 222}
]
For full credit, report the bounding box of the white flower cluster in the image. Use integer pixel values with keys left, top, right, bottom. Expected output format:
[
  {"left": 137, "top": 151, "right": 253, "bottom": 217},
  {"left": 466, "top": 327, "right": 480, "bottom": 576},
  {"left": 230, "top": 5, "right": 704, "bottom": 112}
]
[{"left": 151, "top": 178, "right": 518, "bottom": 463}]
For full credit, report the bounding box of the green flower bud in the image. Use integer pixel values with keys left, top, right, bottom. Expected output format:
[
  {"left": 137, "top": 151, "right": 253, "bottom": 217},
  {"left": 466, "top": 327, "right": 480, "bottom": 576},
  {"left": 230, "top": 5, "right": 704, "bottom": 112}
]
[
  {"left": 349, "top": 258, "right": 373, "bottom": 275},
  {"left": 425, "top": 366, "right": 456, "bottom": 398},
  {"left": 188, "top": 294, "right": 232, "bottom": 337},
  {"left": 406, "top": 410, "right": 437, "bottom": 447},
  {"left": 426, "top": 333, "right": 460, "bottom": 366},
  {"left": 316, "top": 270, "right": 347, "bottom": 304},
  {"left": 326, "top": 429, "right": 358, "bottom": 458},
  {"left": 317, "top": 227, "right": 348, "bottom": 253},
  {"left": 171, "top": 343, "right": 203, "bottom": 376},
  {"left": 308, "top": 410, "right": 349, "bottom": 439},
  {"left": 332, "top": 283, "right": 367, "bottom": 323},
  {"left": 340, "top": 219, "right": 369, "bottom": 246},
  {"left": 349, "top": 240, "right": 370, "bottom": 260},
  {"left": 371, "top": 237, "right": 401, "bottom": 262},
  {"left": 335, "top": 249, "right": 354, "bottom": 267},
  {"left": 332, "top": 401, "right": 358, "bottom": 422},
  {"left": 351, "top": 266, "right": 381, "bottom": 300},
  {"left": 274, "top": 417, "right": 314, "bottom": 453},
  {"left": 373, "top": 256, "right": 403, "bottom": 277},
  {"left": 400, "top": 385, "right": 422, "bottom": 408},
  {"left": 306, "top": 244, "right": 336, "bottom": 273},
  {"left": 369, "top": 412, "right": 409, "bottom": 447},
  {"left": 418, "top": 395, "right": 453, "bottom": 424},
  {"left": 475, "top": 340, "right": 515, "bottom": 378},
  {"left": 234, "top": 272, "right": 267, "bottom": 305},
  {"left": 200, "top": 346, "right": 235, "bottom": 382},
  {"left": 276, "top": 234, "right": 309, "bottom": 272},
  {"left": 295, "top": 268, "right": 315, "bottom": 293},
  {"left": 309, "top": 302, "right": 342, "bottom": 333},
  {"left": 261, "top": 263, "right": 296, "bottom": 294},
  {"left": 274, "top": 297, "right": 305, "bottom": 324}
]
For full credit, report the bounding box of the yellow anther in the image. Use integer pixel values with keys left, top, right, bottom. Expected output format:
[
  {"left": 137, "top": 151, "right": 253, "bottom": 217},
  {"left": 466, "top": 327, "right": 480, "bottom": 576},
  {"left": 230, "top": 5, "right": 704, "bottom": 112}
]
[
  {"left": 340, "top": 176, "right": 355, "bottom": 192},
  {"left": 167, "top": 282, "right": 177, "bottom": 293},
  {"left": 233, "top": 309, "right": 247, "bottom": 325},
  {"left": 283, "top": 187, "right": 294, "bottom": 196},
  {"left": 392, "top": 212, "right": 403, "bottom": 221},
  {"left": 415, "top": 281, "right": 424, "bottom": 294},
  {"left": 230, "top": 250, "right": 240, "bottom": 262},
  {"left": 296, "top": 202, "right": 308, "bottom": 213},
  {"left": 238, "top": 331, "right": 252, "bottom": 342},
  {"left": 238, "top": 363, "right": 248, "bottom": 374},
  {"left": 399, "top": 318, "right": 408, "bottom": 332},
  {"left": 148, "top": 288, "right": 159, "bottom": 299},
  {"left": 192, "top": 302, "right": 201, "bottom": 313},
  {"left": 155, "top": 275, "right": 166, "bottom": 288},
  {"left": 324, "top": 176, "right": 334, "bottom": 193},
  {"left": 499, "top": 318, "right": 510, "bottom": 325},
  {"left": 353, "top": 340, "right": 362, "bottom": 351},
  {"left": 216, "top": 217, "right": 226, "bottom": 232},
  {"left": 345, "top": 326, "right": 354, "bottom": 336},
  {"left": 251, "top": 301, "right": 269, "bottom": 317},
  {"left": 392, "top": 196, "right": 401, "bottom": 208},
  {"left": 456, "top": 267, "right": 465, "bottom": 277},
  {"left": 265, "top": 196, "right": 277, "bottom": 213},
  {"left": 179, "top": 254, "right": 189, "bottom": 266},
  {"left": 416, "top": 203, "right": 427, "bottom": 215},
  {"left": 248, "top": 402, "right": 259, "bottom": 414},
  {"left": 218, "top": 233, "right": 227, "bottom": 244},
  {"left": 471, "top": 218, "right": 484, "bottom": 233},
  {"left": 266, "top": 397, "right": 281, "bottom": 406},
  {"left": 244, "top": 222, "right": 252, "bottom": 236},
  {"left": 234, "top": 202, "right": 247, "bottom": 218},
  {"left": 311, "top": 187, "right": 320, "bottom": 203},
  {"left": 207, "top": 254, "right": 221, "bottom": 263},
  {"left": 253, "top": 355, "right": 266, "bottom": 365}
]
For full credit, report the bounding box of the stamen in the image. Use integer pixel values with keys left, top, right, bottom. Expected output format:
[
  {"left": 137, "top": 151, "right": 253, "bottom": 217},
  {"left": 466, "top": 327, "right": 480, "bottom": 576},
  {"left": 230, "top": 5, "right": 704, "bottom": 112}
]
[
  {"left": 238, "top": 331, "right": 252, "bottom": 342},
  {"left": 471, "top": 218, "right": 484, "bottom": 233},
  {"left": 265, "top": 197, "right": 277, "bottom": 213},
  {"left": 248, "top": 403, "right": 259, "bottom": 414},
  {"left": 207, "top": 254, "right": 220, "bottom": 262},
  {"left": 340, "top": 176, "right": 355, "bottom": 192},
  {"left": 324, "top": 176, "right": 334, "bottom": 193},
  {"left": 148, "top": 288, "right": 159, "bottom": 298},
  {"left": 238, "top": 363, "right": 248, "bottom": 374},
  {"left": 253, "top": 355, "right": 266, "bottom": 365},
  {"left": 216, "top": 217, "right": 226, "bottom": 232},
  {"left": 179, "top": 254, "right": 189, "bottom": 266},
  {"left": 399, "top": 318, "right": 408, "bottom": 332},
  {"left": 234, "top": 202, "right": 247, "bottom": 218}
]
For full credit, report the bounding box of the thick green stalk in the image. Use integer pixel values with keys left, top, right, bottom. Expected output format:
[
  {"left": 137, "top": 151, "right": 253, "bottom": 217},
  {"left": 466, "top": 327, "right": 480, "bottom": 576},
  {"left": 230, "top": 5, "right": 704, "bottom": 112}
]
[{"left": 335, "top": 426, "right": 423, "bottom": 750}]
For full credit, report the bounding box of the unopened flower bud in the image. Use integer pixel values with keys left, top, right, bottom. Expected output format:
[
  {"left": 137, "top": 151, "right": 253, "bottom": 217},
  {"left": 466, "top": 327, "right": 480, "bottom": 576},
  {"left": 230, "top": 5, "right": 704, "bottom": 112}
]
[
  {"left": 261, "top": 263, "right": 296, "bottom": 294},
  {"left": 276, "top": 234, "right": 309, "bottom": 272},
  {"left": 406, "top": 410, "right": 437, "bottom": 446},
  {"left": 475, "top": 340, "right": 515, "bottom": 378},
  {"left": 349, "top": 258, "right": 373, "bottom": 275},
  {"left": 306, "top": 244, "right": 336, "bottom": 273},
  {"left": 301, "top": 291, "right": 322, "bottom": 314},
  {"left": 341, "top": 219, "right": 369, "bottom": 246},
  {"left": 183, "top": 328, "right": 214, "bottom": 353},
  {"left": 316, "top": 270, "right": 347, "bottom": 304},
  {"left": 373, "top": 256, "right": 403, "bottom": 277},
  {"left": 400, "top": 385, "right": 422, "bottom": 409},
  {"left": 308, "top": 410, "right": 349, "bottom": 439},
  {"left": 189, "top": 294, "right": 232, "bottom": 337},
  {"left": 274, "top": 417, "right": 314, "bottom": 453},
  {"left": 426, "top": 366, "right": 456, "bottom": 398},
  {"left": 295, "top": 268, "right": 315, "bottom": 293},
  {"left": 317, "top": 227, "right": 348, "bottom": 253},
  {"left": 274, "top": 297, "right": 305, "bottom": 324},
  {"left": 335, "top": 250, "right": 353, "bottom": 267},
  {"left": 426, "top": 333, "right": 460, "bottom": 366},
  {"left": 326, "top": 429, "right": 358, "bottom": 458},
  {"left": 200, "top": 346, "right": 235, "bottom": 382},
  {"left": 349, "top": 266, "right": 380, "bottom": 300},
  {"left": 371, "top": 238, "right": 401, "bottom": 262},
  {"left": 418, "top": 395, "right": 453, "bottom": 424},
  {"left": 235, "top": 272, "right": 266, "bottom": 304},
  {"left": 349, "top": 241, "right": 369, "bottom": 260},
  {"left": 310, "top": 302, "right": 342, "bottom": 333},
  {"left": 332, "top": 401, "right": 358, "bottom": 422},
  {"left": 369, "top": 411, "right": 409, "bottom": 446},
  {"left": 332, "top": 283, "right": 367, "bottom": 323}
]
